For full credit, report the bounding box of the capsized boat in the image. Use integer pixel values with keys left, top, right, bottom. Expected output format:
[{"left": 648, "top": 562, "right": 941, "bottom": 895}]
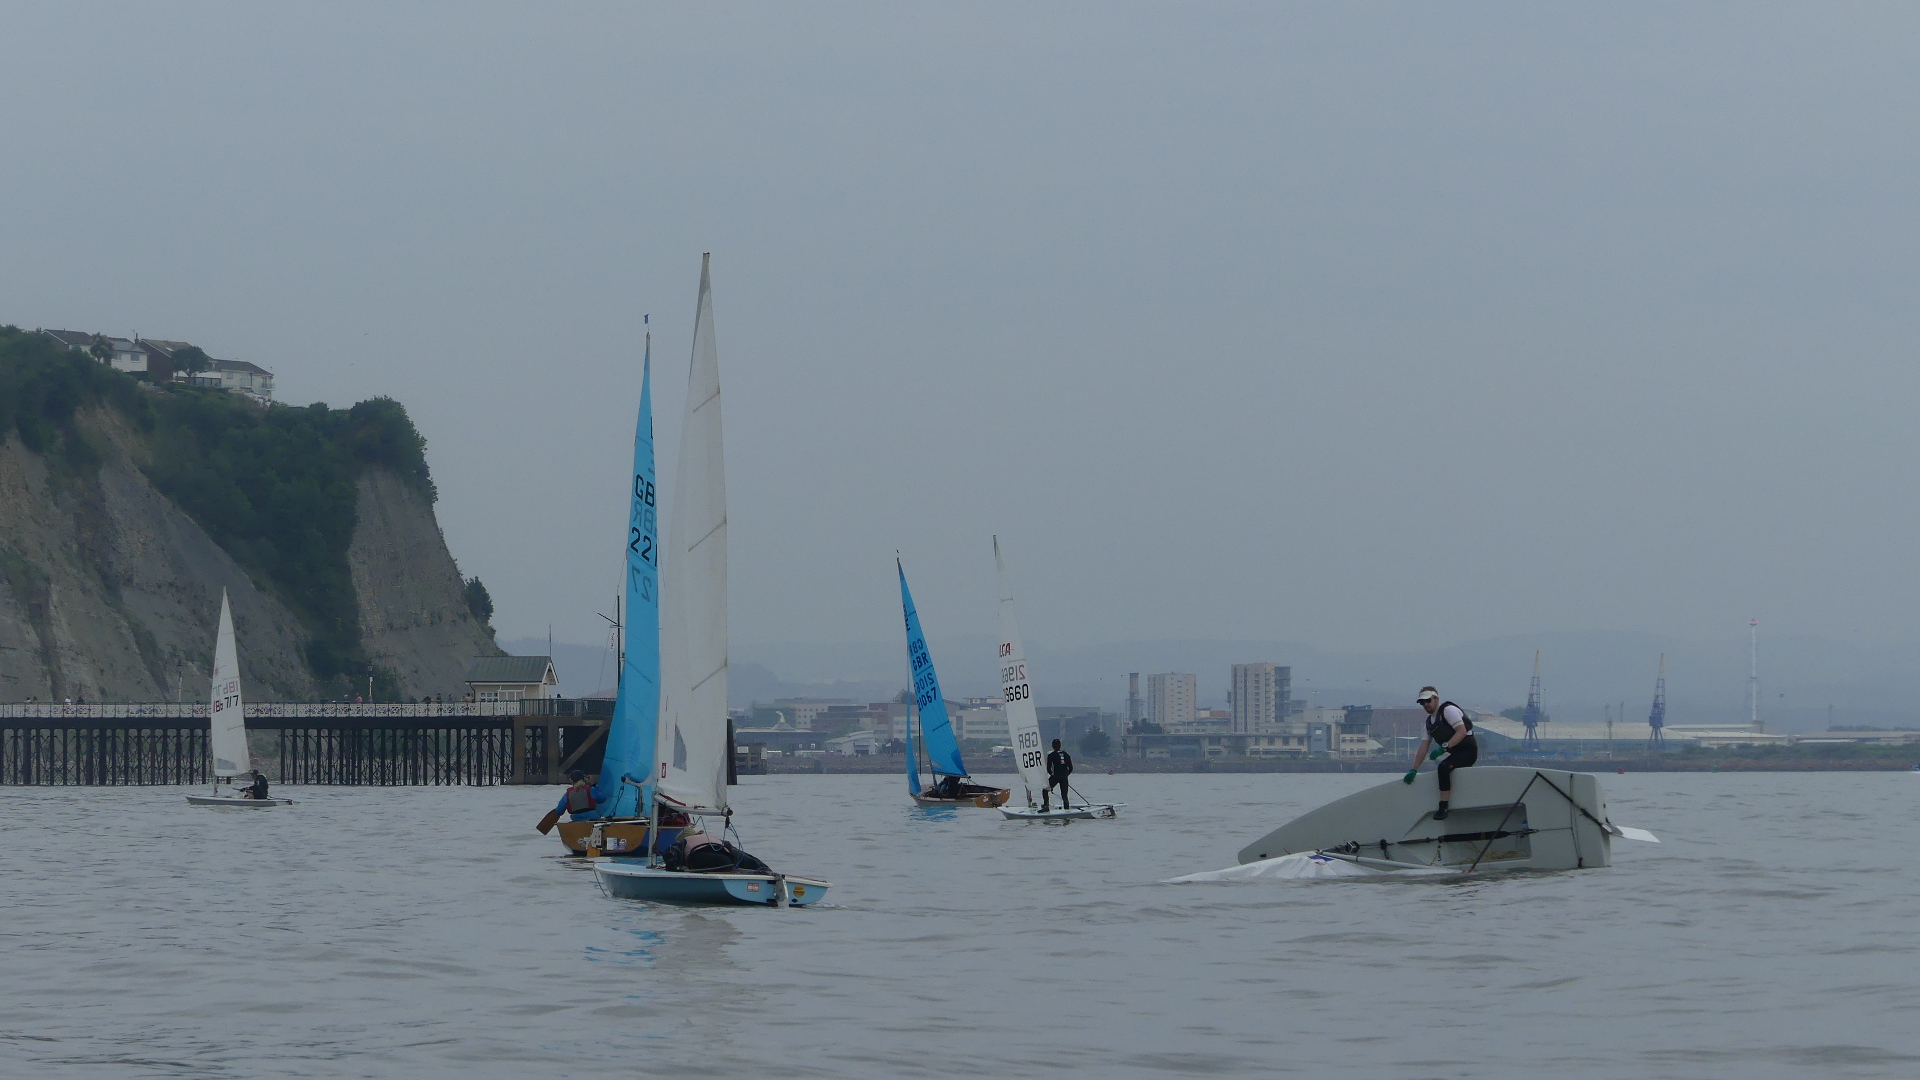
[
  {"left": 538, "top": 331, "right": 680, "bottom": 858},
  {"left": 592, "top": 255, "right": 830, "bottom": 906},
  {"left": 992, "top": 537, "right": 1117, "bottom": 822},
  {"left": 1229, "top": 766, "right": 1657, "bottom": 874},
  {"left": 897, "top": 558, "right": 1010, "bottom": 809},
  {"left": 187, "top": 589, "right": 291, "bottom": 808}
]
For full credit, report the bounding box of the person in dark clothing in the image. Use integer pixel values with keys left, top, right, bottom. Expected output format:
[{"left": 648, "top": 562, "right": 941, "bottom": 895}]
[
  {"left": 242, "top": 770, "right": 270, "bottom": 800},
  {"left": 935, "top": 774, "right": 964, "bottom": 800},
  {"left": 1042, "top": 740, "right": 1073, "bottom": 811},
  {"left": 553, "top": 769, "right": 597, "bottom": 821},
  {"left": 1404, "top": 686, "right": 1478, "bottom": 820}
]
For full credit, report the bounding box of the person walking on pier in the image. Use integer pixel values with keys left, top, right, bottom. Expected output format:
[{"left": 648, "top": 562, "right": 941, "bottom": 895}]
[
  {"left": 1042, "top": 739, "right": 1073, "bottom": 811},
  {"left": 1404, "top": 687, "right": 1478, "bottom": 819}
]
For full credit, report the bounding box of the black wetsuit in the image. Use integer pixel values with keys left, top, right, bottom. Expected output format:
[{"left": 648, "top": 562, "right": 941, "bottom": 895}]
[
  {"left": 1045, "top": 748, "right": 1073, "bottom": 809},
  {"left": 244, "top": 775, "right": 269, "bottom": 800},
  {"left": 1428, "top": 703, "right": 1478, "bottom": 793}
]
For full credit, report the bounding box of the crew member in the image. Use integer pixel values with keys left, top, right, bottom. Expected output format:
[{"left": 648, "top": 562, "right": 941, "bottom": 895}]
[
  {"left": 553, "top": 770, "right": 597, "bottom": 820},
  {"left": 242, "top": 770, "right": 270, "bottom": 800},
  {"left": 1404, "top": 686, "right": 1477, "bottom": 819},
  {"left": 1043, "top": 739, "right": 1073, "bottom": 811}
]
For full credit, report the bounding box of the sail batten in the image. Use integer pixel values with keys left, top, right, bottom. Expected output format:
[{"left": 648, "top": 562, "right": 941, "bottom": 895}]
[
  {"left": 208, "top": 589, "right": 249, "bottom": 778},
  {"left": 654, "top": 254, "right": 731, "bottom": 814},
  {"left": 898, "top": 561, "right": 967, "bottom": 780},
  {"left": 592, "top": 333, "right": 662, "bottom": 818},
  {"left": 995, "top": 538, "right": 1049, "bottom": 804}
]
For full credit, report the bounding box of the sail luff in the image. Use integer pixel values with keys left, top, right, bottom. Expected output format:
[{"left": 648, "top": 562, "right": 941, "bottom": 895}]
[
  {"left": 655, "top": 254, "right": 731, "bottom": 813},
  {"left": 994, "top": 538, "right": 1048, "bottom": 804},
  {"left": 897, "top": 561, "right": 967, "bottom": 778},
  {"left": 208, "top": 589, "right": 249, "bottom": 778},
  {"left": 592, "top": 333, "right": 661, "bottom": 817}
]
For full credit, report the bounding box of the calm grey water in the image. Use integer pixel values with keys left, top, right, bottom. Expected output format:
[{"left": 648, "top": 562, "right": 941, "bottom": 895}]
[{"left": 3, "top": 772, "right": 1918, "bottom": 1079}]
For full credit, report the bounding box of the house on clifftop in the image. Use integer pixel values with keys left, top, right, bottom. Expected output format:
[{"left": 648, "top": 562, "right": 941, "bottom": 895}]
[{"left": 37, "top": 328, "right": 275, "bottom": 402}]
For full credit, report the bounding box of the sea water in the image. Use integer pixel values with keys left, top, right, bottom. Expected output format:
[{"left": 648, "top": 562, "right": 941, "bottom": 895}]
[{"left": 2, "top": 772, "right": 1917, "bottom": 1079}]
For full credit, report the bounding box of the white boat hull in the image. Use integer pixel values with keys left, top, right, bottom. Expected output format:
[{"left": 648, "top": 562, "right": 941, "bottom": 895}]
[
  {"left": 1236, "top": 766, "right": 1625, "bottom": 873},
  {"left": 1001, "top": 803, "right": 1120, "bottom": 821},
  {"left": 593, "top": 860, "right": 829, "bottom": 906},
  {"left": 186, "top": 794, "right": 292, "bottom": 808}
]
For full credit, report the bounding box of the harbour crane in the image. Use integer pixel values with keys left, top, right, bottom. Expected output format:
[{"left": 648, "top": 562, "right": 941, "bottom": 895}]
[{"left": 1647, "top": 653, "right": 1666, "bottom": 751}]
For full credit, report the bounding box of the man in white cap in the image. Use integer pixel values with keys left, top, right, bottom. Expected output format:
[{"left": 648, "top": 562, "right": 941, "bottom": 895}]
[{"left": 1403, "top": 686, "right": 1478, "bottom": 820}]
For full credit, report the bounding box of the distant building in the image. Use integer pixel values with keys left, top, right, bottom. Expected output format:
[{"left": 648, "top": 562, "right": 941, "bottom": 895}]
[
  {"left": 1147, "top": 673, "right": 1197, "bottom": 729},
  {"left": 749, "top": 698, "right": 864, "bottom": 732},
  {"left": 38, "top": 328, "right": 275, "bottom": 402},
  {"left": 1037, "top": 706, "right": 1108, "bottom": 746},
  {"left": 1230, "top": 663, "right": 1290, "bottom": 733},
  {"left": 463, "top": 656, "right": 560, "bottom": 703},
  {"left": 42, "top": 329, "right": 148, "bottom": 373},
  {"left": 1167, "top": 708, "right": 1234, "bottom": 735},
  {"left": 825, "top": 730, "right": 882, "bottom": 756}
]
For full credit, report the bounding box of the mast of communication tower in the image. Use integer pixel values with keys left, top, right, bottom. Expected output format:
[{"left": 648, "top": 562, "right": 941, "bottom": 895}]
[
  {"left": 1647, "top": 653, "right": 1666, "bottom": 752},
  {"left": 1747, "top": 619, "right": 1760, "bottom": 731},
  {"left": 1521, "top": 651, "right": 1543, "bottom": 752}
]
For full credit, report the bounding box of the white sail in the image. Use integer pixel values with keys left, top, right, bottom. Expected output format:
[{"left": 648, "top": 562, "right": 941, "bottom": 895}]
[
  {"left": 208, "top": 589, "right": 249, "bottom": 777},
  {"left": 995, "top": 538, "right": 1049, "bottom": 805},
  {"left": 655, "top": 254, "right": 730, "bottom": 814}
]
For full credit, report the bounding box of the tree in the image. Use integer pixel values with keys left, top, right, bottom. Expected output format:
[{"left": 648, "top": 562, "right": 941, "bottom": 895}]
[
  {"left": 172, "top": 345, "right": 212, "bottom": 376},
  {"left": 88, "top": 334, "right": 113, "bottom": 364},
  {"left": 1128, "top": 720, "right": 1164, "bottom": 735},
  {"left": 464, "top": 576, "right": 494, "bottom": 628},
  {"left": 1078, "top": 728, "right": 1113, "bottom": 757}
]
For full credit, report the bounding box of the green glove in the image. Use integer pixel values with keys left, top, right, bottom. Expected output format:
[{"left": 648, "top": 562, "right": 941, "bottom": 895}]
[
  {"left": 1429, "top": 745, "right": 1447, "bottom": 761},
  {"left": 1401, "top": 769, "right": 1418, "bottom": 785}
]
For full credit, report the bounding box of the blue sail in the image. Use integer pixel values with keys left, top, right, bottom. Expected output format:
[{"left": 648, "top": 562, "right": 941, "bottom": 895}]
[
  {"left": 590, "top": 337, "right": 661, "bottom": 818},
  {"left": 904, "top": 682, "right": 920, "bottom": 797},
  {"left": 898, "top": 561, "right": 967, "bottom": 780}
]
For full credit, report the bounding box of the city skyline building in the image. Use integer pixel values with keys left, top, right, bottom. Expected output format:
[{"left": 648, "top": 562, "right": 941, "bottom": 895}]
[
  {"left": 1146, "top": 672, "right": 1197, "bottom": 729},
  {"left": 1230, "top": 662, "right": 1291, "bottom": 733}
]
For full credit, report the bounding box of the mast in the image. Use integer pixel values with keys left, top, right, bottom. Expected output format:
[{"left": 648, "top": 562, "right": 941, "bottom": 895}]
[{"left": 1748, "top": 619, "right": 1760, "bottom": 731}]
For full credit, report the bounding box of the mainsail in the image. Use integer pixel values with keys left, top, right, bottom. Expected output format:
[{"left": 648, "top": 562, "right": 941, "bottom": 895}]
[
  {"left": 994, "top": 538, "right": 1048, "bottom": 804},
  {"left": 897, "top": 561, "right": 967, "bottom": 780},
  {"left": 591, "top": 333, "right": 661, "bottom": 818},
  {"left": 655, "top": 254, "right": 731, "bottom": 814},
  {"left": 208, "top": 589, "right": 249, "bottom": 777}
]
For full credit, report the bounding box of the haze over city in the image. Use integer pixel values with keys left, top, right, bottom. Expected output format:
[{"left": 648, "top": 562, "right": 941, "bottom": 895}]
[{"left": 7, "top": 4, "right": 1919, "bottom": 725}]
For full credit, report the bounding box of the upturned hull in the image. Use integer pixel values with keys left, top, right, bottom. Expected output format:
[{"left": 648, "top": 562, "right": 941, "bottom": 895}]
[
  {"left": 186, "top": 794, "right": 291, "bottom": 808},
  {"left": 1236, "top": 766, "right": 1619, "bottom": 873},
  {"left": 592, "top": 861, "right": 830, "bottom": 906}
]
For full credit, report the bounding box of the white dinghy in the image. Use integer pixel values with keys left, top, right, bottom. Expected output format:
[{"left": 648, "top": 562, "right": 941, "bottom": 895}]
[
  {"left": 592, "top": 256, "right": 829, "bottom": 907},
  {"left": 1229, "top": 767, "right": 1655, "bottom": 875},
  {"left": 993, "top": 538, "right": 1118, "bottom": 822},
  {"left": 186, "top": 590, "right": 290, "bottom": 808}
]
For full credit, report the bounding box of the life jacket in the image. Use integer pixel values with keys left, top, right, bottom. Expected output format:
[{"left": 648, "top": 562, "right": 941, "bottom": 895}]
[
  {"left": 566, "top": 785, "right": 596, "bottom": 813},
  {"left": 1427, "top": 702, "right": 1475, "bottom": 744}
]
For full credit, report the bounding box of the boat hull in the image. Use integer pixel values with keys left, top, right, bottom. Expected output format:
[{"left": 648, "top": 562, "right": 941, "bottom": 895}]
[
  {"left": 910, "top": 787, "right": 1010, "bottom": 808},
  {"left": 592, "top": 861, "right": 830, "bottom": 906},
  {"left": 1235, "top": 766, "right": 1617, "bottom": 873},
  {"left": 554, "top": 818, "right": 679, "bottom": 857},
  {"left": 1002, "top": 803, "right": 1119, "bottom": 821},
  {"left": 186, "top": 794, "right": 292, "bottom": 807}
]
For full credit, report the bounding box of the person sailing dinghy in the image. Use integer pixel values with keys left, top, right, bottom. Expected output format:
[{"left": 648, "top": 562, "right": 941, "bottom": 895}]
[
  {"left": 536, "top": 332, "right": 686, "bottom": 856},
  {"left": 187, "top": 590, "right": 291, "bottom": 807},
  {"left": 993, "top": 537, "right": 1116, "bottom": 821},
  {"left": 898, "top": 559, "right": 1010, "bottom": 808},
  {"left": 592, "top": 255, "right": 829, "bottom": 906}
]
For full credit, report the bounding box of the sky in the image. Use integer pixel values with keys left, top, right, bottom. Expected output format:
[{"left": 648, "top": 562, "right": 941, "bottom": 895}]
[{"left": 6, "top": 3, "right": 1920, "bottom": 715}]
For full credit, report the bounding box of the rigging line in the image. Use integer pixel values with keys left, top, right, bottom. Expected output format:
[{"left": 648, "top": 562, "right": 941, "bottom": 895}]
[{"left": 1467, "top": 773, "right": 1542, "bottom": 873}]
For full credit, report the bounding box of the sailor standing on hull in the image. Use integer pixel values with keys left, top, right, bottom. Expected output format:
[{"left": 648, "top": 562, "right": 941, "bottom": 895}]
[{"left": 1404, "top": 686, "right": 1478, "bottom": 820}]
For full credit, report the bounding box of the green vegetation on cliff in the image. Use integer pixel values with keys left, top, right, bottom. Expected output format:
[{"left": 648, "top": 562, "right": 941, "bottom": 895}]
[{"left": 0, "top": 326, "right": 450, "bottom": 693}]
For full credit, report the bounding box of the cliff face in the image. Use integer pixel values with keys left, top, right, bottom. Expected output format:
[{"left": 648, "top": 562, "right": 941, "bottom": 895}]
[
  {"left": 349, "top": 466, "right": 502, "bottom": 699},
  {"left": 0, "top": 403, "right": 496, "bottom": 703}
]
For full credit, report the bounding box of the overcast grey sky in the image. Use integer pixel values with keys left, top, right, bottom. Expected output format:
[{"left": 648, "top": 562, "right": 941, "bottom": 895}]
[{"left": 7, "top": 3, "right": 1920, "bottom": 674}]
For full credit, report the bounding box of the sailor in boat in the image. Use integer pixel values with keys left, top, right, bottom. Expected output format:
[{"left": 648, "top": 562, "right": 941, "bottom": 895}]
[
  {"left": 1043, "top": 739, "right": 1073, "bottom": 811},
  {"left": 1404, "top": 686, "right": 1478, "bottom": 820},
  {"left": 553, "top": 770, "right": 598, "bottom": 821},
  {"left": 241, "top": 770, "right": 271, "bottom": 800}
]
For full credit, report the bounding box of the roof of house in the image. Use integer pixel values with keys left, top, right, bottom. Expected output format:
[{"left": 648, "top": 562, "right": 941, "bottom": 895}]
[
  {"left": 41, "top": 329, "right": 96, "bottom": 348},
  {"left": 463, "top": 656, "right": 556, "bottom": 684},
  {"left": 210, "top": 358, "right": 273, "bottom": 376}
]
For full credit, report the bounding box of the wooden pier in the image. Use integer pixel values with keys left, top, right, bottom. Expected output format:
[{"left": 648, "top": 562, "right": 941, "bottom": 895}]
[{"left": 0, "top": 700, "right": 615, "bottom": 787}]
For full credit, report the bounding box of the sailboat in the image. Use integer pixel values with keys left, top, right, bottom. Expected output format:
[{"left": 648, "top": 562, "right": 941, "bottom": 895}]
[
  {"left": 540, "top": 332, "right": 683, "bottom": 857},
  {"left": 898, "top": 559, "right": 1011, "bottom": 808},
  {"left": 593, "top": 255, "right": 830, "bottom": 906},
  {"left": 992, "top": 538, "right": 1116, "bottom": 821},
  {"left": 186, "top": 589, "right": 290, "bottom": 807}
]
